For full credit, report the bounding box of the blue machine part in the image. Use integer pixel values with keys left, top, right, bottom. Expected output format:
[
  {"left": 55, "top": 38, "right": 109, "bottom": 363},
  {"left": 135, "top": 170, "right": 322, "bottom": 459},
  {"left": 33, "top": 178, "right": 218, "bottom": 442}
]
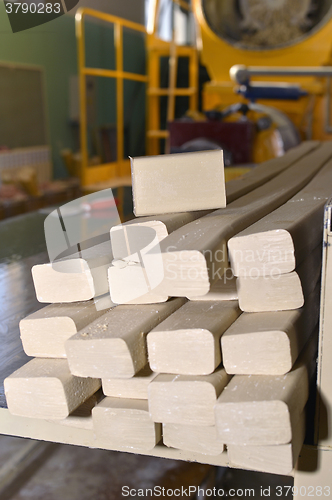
[{"left": 237, "top": 83, "right": 308, "bottom": 101}]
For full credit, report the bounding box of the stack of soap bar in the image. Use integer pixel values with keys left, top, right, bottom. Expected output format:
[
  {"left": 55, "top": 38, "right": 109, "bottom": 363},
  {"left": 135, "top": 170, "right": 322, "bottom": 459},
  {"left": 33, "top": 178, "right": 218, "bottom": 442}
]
[
  {"left": 236, "top": 243, "right": 322, "bottom": 312},
  {"left": 214, "top": 333, "right": 317, "bottom": 445},
  {"left": 227, "top": 411, "right": 306, "bottom": 475},
  {"left": 155, "top": 143, "right": 332, "bottom": 299},
  {"left": 5, "top": 144, "right": 325, "bottom": 466}
]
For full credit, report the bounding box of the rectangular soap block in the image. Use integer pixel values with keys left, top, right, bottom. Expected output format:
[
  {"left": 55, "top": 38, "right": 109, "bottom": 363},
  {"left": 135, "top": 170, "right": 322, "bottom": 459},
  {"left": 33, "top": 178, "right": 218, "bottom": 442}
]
[
  {"left": 163, "top": 423, "right": 224, "bottom": 456},
  {"left": 147, "top": 300, "right": 240, "bottom": 375},
  {"left": 92, "top": 397, "right": 161, "bottom": 451},
  {"left": 148, "top": 368, "right": 231, "bottom": 426},
  {"left": 102, "top": 365, "right": 158, "bottom": 399},
  {"left": 20, "top": 298, "right": 113, "bottom": 358},
  {"left": 4, "top": 358, "right": 101, "bottom": 420},
  {"left": 131, "top": 150, "right": 226, "bottom": 216},
  {"left": 32, "top": 241, "right": 113, "bottom": 303}
]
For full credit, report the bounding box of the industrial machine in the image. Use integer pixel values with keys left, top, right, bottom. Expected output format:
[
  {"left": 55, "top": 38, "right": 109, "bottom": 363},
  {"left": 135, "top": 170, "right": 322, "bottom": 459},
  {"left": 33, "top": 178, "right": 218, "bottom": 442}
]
[{"left": 190, "top": 0, "right": 332, "bottom": 161}]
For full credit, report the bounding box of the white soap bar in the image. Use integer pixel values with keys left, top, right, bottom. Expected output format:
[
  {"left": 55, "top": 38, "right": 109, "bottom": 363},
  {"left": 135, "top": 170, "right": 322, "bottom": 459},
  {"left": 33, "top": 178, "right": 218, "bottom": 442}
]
[
  {"left": 20, "top": 298, "right": 113, "bottom": 358},
  {"left": 222, "top": 285, "right": 319, "bottom": 375},
  {"left": 4, "top": 358, "right": 101, "bottom": 420},
  {"left": 163, "top": 423, "right": 224, "bottom": 456},
  {"left": 147, "top": 300, "right": 240, "bottom": 375},
  {"left": 102, "top": 365, "right": 158, "bottom": 399},
  {"left": 148, "top": 368, "right": 231, "bottom": 426},
  {"left": 32, "top": 241, "right": 113, "bottom": 303},
  {"left": 92, "top": 397, "right": 161, "bottom": 451},
  {"left": 131, "top": 150, "right": 226, "bottom": 216}
]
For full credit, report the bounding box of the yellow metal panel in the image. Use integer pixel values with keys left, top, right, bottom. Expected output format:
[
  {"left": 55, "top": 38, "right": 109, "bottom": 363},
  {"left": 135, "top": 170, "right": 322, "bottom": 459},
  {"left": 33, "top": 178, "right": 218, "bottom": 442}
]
[
  {"left": 192, "top": 0, "right": 332, "bottom": 82},
  {"left": 75, "top": 8, "right": 147, "bottom": 187}
]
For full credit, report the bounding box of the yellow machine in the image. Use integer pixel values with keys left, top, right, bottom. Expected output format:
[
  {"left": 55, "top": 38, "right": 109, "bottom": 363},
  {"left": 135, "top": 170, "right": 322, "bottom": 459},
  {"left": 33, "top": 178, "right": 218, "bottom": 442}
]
[{"left": 191, "top": 0, "right": 332, "bottom": 161}]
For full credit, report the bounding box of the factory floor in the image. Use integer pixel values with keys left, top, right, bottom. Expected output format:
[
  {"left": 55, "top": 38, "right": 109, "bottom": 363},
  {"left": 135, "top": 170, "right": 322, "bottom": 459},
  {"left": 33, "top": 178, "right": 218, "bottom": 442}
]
[{"left": 0, "top": 435, "right": 293, "bottom": 500}]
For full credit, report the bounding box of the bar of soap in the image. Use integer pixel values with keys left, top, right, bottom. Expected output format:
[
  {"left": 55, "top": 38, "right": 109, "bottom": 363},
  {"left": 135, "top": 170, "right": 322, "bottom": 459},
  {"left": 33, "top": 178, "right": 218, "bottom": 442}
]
[
  {"left": 148, "top": 368, "right": 231, "bottom": 426},
  {"left": 147, "top": 301, "right": 240, "bottom": 375},
  {"left": 92, "top": 397, "right": 161, "bottom": 451},
  {"left": 108, "top": 263, "right": 168, "bottom": 305},
  {"left": 163, "top": 423, "right": 224, "bottom": 456},
  {"left": 32, "top": 241, "right": 113, "bottom": 303},
  {"left": 4, "top": 358, "right": 101, "bottom": 420},
  {"left": 131, "top": 150, "right": 226, "bottom": 216},
  {"left": 20, "top": 299, "right": 113, "bottom": 358},
  {"left": 222, "top": 285, "right": 319, "bottom": 375},
  {"left": 102, "top": 365, "right": 158, "bottom": 399}
]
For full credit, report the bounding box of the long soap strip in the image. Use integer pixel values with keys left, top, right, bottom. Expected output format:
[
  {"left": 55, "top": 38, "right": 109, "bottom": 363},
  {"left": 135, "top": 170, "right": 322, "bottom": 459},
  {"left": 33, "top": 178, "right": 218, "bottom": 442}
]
[
  {"left": 148, "top": 367, "right": 231, "bottom": 426},
  {"left": 225, "top": 141, "right": 319, "bottom": 203},
  {"left": 4, "top": 358, "right": 101, "bottom": 420},
  {"left": 237, "top": 244, "right": 322, "bottom": 312},
  {"left": 214, "top": 333, "right": 317, "bottom": 445},
  {"left": 228, "top": 155, "right": 332, "bottom": 276},
  {"left": 20, "top": 297, "right": 114, "bottom": 358},
  {"left": 32, "top": 241, "right": 113, "bottom": 303},
  {"left": 222, "top": 285, "right": 320, "bottom": 375},
  {"left": 92, "top": 397, "right": 162, "bottom": 451},
  {"left": 154, "top": 143, "right": 332, "bottom": 298},
  {"left": 65, "top": 297, "right": 186, "bottom": 379},
  {"left": 147, "top": 300, "right": 240, "bottom": 375},
  {"left": 163, "top": 423, "right": 224, "bottom": 456}
]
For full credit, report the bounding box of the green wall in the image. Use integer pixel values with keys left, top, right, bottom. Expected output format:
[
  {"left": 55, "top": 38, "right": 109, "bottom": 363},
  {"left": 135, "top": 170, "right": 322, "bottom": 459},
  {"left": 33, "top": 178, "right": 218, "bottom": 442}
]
[
  {"left": 0, "top": 2, "right": 146, "bottom": 179},
  {"left": 0, "top": 1, "right": 77, "bottom": 178}
]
